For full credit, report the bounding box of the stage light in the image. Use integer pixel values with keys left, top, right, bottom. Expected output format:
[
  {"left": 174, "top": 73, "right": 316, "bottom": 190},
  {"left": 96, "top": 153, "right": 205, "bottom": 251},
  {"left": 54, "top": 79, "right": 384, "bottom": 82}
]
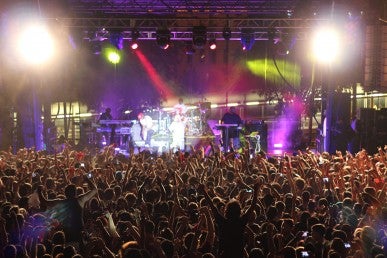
[
  {"left": 192, "top": 26, "right": 207, "bottom": 48},
  {"left": 91, "top": 41, "right": 102, "bottom": 55},
  {"left": 267, "top": 28, "right": 277, "bottom": 43},
  {"left": 209, "top": 39, "right": 217, "bottom": 50},
  {"left": 156, "top": 28, "right": 171, "bottom": 49},
  {"left": 109, "top": 31, "right": 124, "bottom": 50},
  {"left": 17, "top": 23, "right": 55, "bottom": 65},
  {"left": 312, "top": 26, "right": 341, "bottom": 64},
  {"left": 185, "top": 42, "right": 196, "bottom": 55},
  {"left": 108, "top": 51, "right": 120, "bottom": 64},
  {"left": 130, "top": 28, "right": 140, "bottom": 50},
  {"left": 223, "top": 27, "right": 232, "bottom": 40},
  {"left": 240, "top": 29, "right": 255, "bottom": 51},
  {"left": 130, "top": 42, "right": 139, "bottom": 50}
]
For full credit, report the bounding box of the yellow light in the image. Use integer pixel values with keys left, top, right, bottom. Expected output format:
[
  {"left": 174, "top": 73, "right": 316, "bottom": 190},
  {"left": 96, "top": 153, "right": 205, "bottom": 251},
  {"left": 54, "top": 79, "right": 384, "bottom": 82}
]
[
  {"left": 246, "top": 59, "right": 301, "bottom": 86},
  {"left": 108, "top": 52, "right": 120, "bottom": 64}
]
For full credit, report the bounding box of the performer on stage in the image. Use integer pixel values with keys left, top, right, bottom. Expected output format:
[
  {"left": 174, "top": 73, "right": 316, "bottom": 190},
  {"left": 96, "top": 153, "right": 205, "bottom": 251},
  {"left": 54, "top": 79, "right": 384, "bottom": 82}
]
[
  {"left": 169, "top": 98, "right": 187, "bottom": 151},
  {"left": 221, "top": 106, "right": 243, "bottom": 152},
  {"left": 173, "top": 98, "right": 188, "bottom": 117},
  {"left": 99, "top": 107, "right": 113, "bottom": 120},
  {"left": 137, "top": 112, "right": 154, "bottom": 147},
  {"left": 98, "top": 108, "right": 115, "bottom": 145}
]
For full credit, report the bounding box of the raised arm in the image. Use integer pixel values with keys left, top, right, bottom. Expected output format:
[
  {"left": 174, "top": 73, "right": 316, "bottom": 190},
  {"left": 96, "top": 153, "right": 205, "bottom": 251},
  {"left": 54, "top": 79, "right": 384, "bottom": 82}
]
[
  {"left": 78, "top": 176, "right": 98, "bottom": 207},
  {"left": 198, "top": 184, "right": 221, "bottom": 219},
  {"left": 37, "top": 185, "right": 60, "bottom": 208},
  {"left": 198, "top": 206, "right": 215, "bottom": 249},
  {"left": 241, "top": 182, "right": 259, "bottom": 220}
]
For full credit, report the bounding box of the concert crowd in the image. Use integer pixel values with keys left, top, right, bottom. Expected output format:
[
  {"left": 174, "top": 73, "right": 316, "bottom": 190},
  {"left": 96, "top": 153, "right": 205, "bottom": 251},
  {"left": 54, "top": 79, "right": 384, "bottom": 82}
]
[{"left": 0, "top": 143, "right": 386, "bottom": 258}]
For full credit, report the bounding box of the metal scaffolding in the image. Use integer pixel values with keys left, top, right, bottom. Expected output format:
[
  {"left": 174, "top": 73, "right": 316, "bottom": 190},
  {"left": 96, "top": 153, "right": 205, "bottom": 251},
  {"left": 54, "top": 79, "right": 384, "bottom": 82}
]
[
  {"left": 66, "top": 0, "right": 319, "bottom": 16},
  {"left": 56, "top": 17, "right": 326, "bottom": 41}
]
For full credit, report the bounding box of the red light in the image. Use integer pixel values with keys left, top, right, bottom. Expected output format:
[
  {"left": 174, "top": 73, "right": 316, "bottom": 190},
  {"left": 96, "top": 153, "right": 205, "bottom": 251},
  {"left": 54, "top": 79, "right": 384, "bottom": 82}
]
[{"left": 131, "top": 42, "right": 138, "bottom": 50}]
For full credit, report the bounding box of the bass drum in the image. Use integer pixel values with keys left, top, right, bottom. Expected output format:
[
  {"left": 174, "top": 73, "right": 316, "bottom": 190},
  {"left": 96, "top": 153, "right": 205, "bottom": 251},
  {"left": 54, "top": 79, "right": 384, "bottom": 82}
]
[
  {"left": 185, "top": 117, "right": 201, "bottom": 136},
  {"left": 156, "top": 117, "right": 171, "bottom": 134}
]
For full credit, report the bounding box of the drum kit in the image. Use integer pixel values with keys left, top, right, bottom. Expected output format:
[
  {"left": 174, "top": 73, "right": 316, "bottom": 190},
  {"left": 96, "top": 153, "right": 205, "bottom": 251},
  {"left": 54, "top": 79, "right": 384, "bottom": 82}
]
[
  {"left": 139, "top": 102, "right": 210, "bottom": 137},
  {"left": 94, "top": 102, "right": 211, "bottom": 150}
]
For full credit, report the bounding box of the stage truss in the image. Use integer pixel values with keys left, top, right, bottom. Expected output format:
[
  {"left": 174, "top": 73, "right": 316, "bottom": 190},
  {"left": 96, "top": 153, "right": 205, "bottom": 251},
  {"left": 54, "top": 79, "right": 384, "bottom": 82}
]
[{"left": 55, "top": 17, "right": 327, "bottom": 41}]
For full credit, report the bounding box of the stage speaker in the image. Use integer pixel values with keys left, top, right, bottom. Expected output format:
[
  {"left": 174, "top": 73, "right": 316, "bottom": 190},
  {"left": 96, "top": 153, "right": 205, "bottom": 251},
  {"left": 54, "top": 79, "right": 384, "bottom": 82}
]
[
  {"left": 375, "top": 109, "right": 387, "bottom": 133},
  {"left": 333, "top": 93, "right": 351, "bottom": 123},
  {"left": 360, "top": 108, "right": 376, "bottom": 152},
  {"left": 375, "top": 109, "right": 387, "bottom": 150},
  {"left": 360, "top": 108, "right": 376, "bottom": 132}
]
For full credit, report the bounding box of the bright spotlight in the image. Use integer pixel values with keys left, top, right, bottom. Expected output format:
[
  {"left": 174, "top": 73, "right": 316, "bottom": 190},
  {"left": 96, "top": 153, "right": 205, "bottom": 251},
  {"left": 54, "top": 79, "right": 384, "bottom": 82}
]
[
  {"left": 107, "top": 51, "right": 120, "bottom": 64},
  {"left": 209, "top": 39, "right": 217, "bottom": 50},
  {"left": 240, "top": 29, "right": 255, "bottom": 51},
  {"left": 17, "top": 24, "right": 55, "bottom": 65},
  {"left": 312, "top": 27, "right": 341, "bottom": 64},
  {"left": 130, "top": 42, "right": 139, "bottom": 50}
]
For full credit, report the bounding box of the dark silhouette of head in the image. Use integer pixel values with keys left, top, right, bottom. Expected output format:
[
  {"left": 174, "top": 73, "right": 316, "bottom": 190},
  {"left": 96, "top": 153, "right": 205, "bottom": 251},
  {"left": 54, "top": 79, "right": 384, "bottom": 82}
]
[
  {"left": 64, "top": 184, "right": 77, "bottom": 199},
  {"left": 225, "top": 199, "right": 242, "bottom": 220}
]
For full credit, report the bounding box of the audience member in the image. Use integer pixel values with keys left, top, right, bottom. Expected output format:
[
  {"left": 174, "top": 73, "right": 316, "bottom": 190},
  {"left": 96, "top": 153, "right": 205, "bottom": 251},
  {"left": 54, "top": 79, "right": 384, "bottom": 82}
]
[{"left": 0, "top": 144, "right": 385, "bottom": 258}]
